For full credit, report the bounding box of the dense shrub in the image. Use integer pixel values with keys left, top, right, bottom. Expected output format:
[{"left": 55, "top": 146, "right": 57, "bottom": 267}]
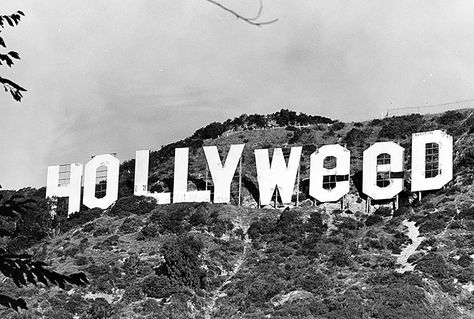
[
  {"left": 194, "top": 122, "right": 227, "bottom": 139},
  {"left": 148, "top": 204, "right": 192, "bottom": 235},
  {"left": 140, "top": 222, "right": 161, "bottom": 238},
  {"left": 288, "top": 128, "right": 303, "bottom": 144},
  {"left": 108, "top": 196, "right": 156, "bottom": 218},
  {"left": 456, "top": 267, "right": 474, "bottom": 284},
  {"left": 93, "top": 235, "right": 120, "bottom": 249},
  {"left": 417, "top": 210, "right": 454, "bottom": 234},
  {"left": 154, "top": 235, "right": 207, "bottom": 292},
  {"left": 378, "top": 114, "right": 426, "bottom": 139},
  {"left": 418, "top": 219, "right": 446, "bottom": 233},
  {"left": 457, "top": 207, "right": 474, "bottom": 220},
  {"left": 0, "top": 196, "right": 54, "bottom": 249},
  {"left": 369, "top": 118, "right": 383, "bottom": 126},
  {"left": 415, "top": 253, "right": 449, "bottom": 279},
  {"left": 365, "top": 214, "right": 383, "bottom": 226},
  {"left": 248, "top": 217, "right": 276, "bottom": 241},
  {"left": 122, "top": 281, "right": 145, "bottom": 303},
  {"left": 118, "top": 216, "right": 143, "bottom": 234},
  {"left": 85, "top": 264, "right": 111, "bottom": 278},
  {"left": 343, "top": 128, "right": 372, "bottom": 147},
  {"left": 92, "top": 226, "right": 110, "bottom": 237},
  {"left": 458, "top": 254, "right": 472, "bottom": 268},
  {"left": 366, "top": 284, "right": 435, "bottom": 319},
  {"left": 336, "top": 216, "right": 363, "bottom": 230},
  {"left": 393, "top": 206, "right": 410, "bottom": 217},
  {"left": 436, "top": 110, "right": 464, "bottom": 126},
  {"left": 331, "top": 121, "right": 345, "bottom": 131},
  {"left": 374, "top": 207, "right": 392, "bottom": 217},
  {"left": 142, "top": 274, "right": 177, "bottom": 298},
  {"left": 75, "top": 256, "right": 89, "bottom": 266},
  {"left": 329, "top": 250, "right": 352, "bottom": 267},
  {"left": 296, "top": 271, "right": 332, "bottom": 295},
  {"left": 60, "top": 207, "right": 103, "bottom": 232},
  {"left": 86, "top": 298, "right": 111, "bottom": 319}
]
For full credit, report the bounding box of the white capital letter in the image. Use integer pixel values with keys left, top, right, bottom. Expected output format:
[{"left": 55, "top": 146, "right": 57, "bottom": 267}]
[
  {"left": 255, "top": 147, "right": 302, "bottom": 206},
  {"left": 203, "top": 144, "right": 244, "bottom": 203},
  {"left": 83, "top": 154, "right": 119, "bottom": 209},
  {"left": 46, "top": 163, "right": 83, "bottom": 216},
  {"left": 173, "top": 148, "right": 211, "bottom": 203},
  {"left": 134, "top": 150, "right": 171, "bottom": 204}
]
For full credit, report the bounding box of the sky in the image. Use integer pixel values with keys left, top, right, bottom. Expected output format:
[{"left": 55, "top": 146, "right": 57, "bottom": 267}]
[{"left": 0, "top": 0, "right": 473, "bottom": 189}]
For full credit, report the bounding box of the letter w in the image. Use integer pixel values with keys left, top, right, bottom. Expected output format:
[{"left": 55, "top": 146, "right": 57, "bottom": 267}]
[{"left": 255, "top": 147, "right": 302, "bottom": 206}]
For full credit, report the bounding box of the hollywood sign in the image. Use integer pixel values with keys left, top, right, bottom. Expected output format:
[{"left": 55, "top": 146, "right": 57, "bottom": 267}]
[{"left": 46, "top": 130, "right": 453, "bottom": 215}]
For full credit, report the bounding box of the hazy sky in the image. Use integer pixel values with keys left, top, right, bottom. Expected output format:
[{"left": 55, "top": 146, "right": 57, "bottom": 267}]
[{"left": 0, "top": 0, "right": 473, "bottom": 189}]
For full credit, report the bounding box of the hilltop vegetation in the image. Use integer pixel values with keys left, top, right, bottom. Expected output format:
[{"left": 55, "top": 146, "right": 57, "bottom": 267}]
[{"left": 1, "top": 108, "right": 474, "bottom": 318}]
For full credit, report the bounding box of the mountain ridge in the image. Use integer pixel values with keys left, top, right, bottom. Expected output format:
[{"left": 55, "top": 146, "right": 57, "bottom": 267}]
[{"left": 0, "top": 108, "right": 474, "bottom": 318}]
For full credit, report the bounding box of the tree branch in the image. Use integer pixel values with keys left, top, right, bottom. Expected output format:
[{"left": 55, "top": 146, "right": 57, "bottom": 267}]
[
  {"left": 204, "top": 0, "right": 278, "bottom": 27},
  {"left": 0, "top": 76, "right": 26, "bottom": 102}
]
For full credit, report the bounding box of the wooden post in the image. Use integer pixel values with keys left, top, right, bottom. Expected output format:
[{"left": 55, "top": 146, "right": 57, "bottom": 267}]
[
  {"left": 205, "top": 163, "right": 208, "bottom": 191},
  {"left": 274, "top": 188, "right": 278, "bottom": 209},
  {"left": 238, "top": 157, "right": 242, "bottom": 206},
  {"left": 296, "top": 166, "right": 300, "bottom": 207}
]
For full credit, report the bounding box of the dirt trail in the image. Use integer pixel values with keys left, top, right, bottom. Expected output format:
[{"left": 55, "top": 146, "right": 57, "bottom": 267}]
[
  {"left": 204, "top": 218, "right": 251, "bottom": 319},
  {"left": 395, "top": 219, "right": 424, "bottom": 273}
]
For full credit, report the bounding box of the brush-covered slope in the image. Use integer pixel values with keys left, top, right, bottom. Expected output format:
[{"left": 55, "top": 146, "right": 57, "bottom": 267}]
[{"left": 0, "top": 109, "right": 474, "bottom": 318}]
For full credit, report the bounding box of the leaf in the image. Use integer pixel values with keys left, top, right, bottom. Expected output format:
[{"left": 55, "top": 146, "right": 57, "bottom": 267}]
[
  {"left": 0, "top": 54, "right": 14, "bottom": 67},
  {"left": 3, "top": 16, "right": 14, "bottom": 27},
  {"left": 0, "top": 294, "right": 27, "bottom": 311},
  {"left": 11, "top": 14, "right": 21, "bottom": 25}
]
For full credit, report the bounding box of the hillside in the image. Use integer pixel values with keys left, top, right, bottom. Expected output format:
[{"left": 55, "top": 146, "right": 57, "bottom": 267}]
[{"left": 0, "top": 108, "right": 474, "bottom": 318}]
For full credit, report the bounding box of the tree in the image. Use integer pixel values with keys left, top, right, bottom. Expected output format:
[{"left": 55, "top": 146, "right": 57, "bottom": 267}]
[
  {"left": 0, "top": 193, "right": 88, "bottom": 311},
  {"left": 204, "top": 0, "right": 278, "bottom": 27},
  {"left": 0, "top": 11, "right": 26, "bottom": 102}
]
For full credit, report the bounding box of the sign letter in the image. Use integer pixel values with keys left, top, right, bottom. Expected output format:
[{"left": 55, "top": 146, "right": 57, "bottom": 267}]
[
  {"left": 411, "top": 130, "right": 453, "bottom": 192},
  {"left": 363, "top": 142, "right": 404, "bottom": 200},
  {"left": 173, "top": 148, "right": 211, "bottom": 203},
  {"left": 203, "top": 144, "right": 244, "bottom": 203},
  {"left": 134, "top": 150, "right": 171, "bottom": 203},
  {"left": 309, "top": 144, "right": 350, "bottom": 202},
  {"left": 83, "top": 154, "right": 119, "bottom": 209},
  {"left": 46, "top": 163, "right": 83, "bottom": 216},
  {"left": 255, "top": 147, "right": 302, "bottom": 206}
]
